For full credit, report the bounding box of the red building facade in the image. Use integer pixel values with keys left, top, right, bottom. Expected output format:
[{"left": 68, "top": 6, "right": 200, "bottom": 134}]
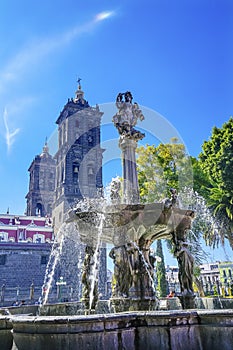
[{"left": 0, "top": 214, "right": 53, "bottom": 244}]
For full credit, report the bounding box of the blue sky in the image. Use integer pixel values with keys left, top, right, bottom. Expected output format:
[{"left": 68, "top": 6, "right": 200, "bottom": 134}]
[{"left": 0, "top": 1, "right": 232, "bottom": 262}]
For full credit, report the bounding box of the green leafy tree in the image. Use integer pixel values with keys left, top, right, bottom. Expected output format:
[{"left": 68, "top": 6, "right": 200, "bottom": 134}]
[
  {"left": 193, "top": 265, "right": 205, "bottom": 297},
  {"left": 155, "top": 240, "right": 168, "bottom": 297},
  {"left": 137, "top": 138, "right": 193, "bottom": 202},
  {"left": 199, "top": 117, "right": 233, "bottom": 248},
  {"left": 190, "top": 157, "right": 212, "bottom": 199}
]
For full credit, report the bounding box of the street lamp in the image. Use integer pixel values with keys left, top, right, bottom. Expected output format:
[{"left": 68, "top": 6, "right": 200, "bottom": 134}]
[
  {"left": 30, "top": 281, "right": 35, "bottom": 301},
  {"left": 1, "top": 284, "right": 5, "bottom": 303}
]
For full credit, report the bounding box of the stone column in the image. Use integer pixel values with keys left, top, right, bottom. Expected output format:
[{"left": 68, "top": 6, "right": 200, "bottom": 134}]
[{"left": 119, "top": 137, "right": 140, "bottom": 204}]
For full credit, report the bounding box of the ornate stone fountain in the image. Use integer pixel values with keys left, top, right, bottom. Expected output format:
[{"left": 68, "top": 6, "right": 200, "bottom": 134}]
[
  {"left": 5, "top": 92, "right": 233, "bottom": 350},
  {"left": 72, "top": 91, "right": 196, "bottom": 311}
]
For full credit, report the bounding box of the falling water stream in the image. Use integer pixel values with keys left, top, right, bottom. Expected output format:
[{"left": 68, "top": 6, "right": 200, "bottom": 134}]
[
  {"left": 40, "top": 221, "right": 82, "bottom": 305},
  {"left": 41, "top": 223, "right": 66, "bottom": 305},
  {"left": 130, "top": 241, "right": 156, "bottom": 294},
  {"left": 88, "top": 213, "right": 104, "bottom": 310}
]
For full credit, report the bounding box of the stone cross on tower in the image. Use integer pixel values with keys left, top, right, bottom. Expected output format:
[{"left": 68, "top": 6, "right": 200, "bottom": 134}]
[
  {"left": 77, "top": 77, "right": 82, "bottom": 89},
  {"left": 112, "top": 92, "right": 145, "bottom": 203}
]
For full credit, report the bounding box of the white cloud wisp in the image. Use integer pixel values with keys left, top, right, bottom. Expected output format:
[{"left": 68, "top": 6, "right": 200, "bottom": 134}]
[
  {"left": 0, "top": 10, "right": 116, "bottom": 93},
  {"left": 3, "top": 108, "right": 20, "bottom": 152}
]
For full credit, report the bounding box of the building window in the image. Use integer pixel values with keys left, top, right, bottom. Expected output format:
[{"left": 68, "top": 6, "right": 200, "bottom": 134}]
[
  {"left": 0, "top": 255, "right": 7, "bottom": 265},
  {"left": 73, "top": 163, "right": 79, "bottom": 174},
  {"left": 33, "top": 234, "right": 45, "bottom": 243},
  {"left": 36, "top": 203, "right": 43, "bottom": 216},
  {"left": 210, "top": 264, "right": 218, "bottom": 270},
  {"left": 73, "top": 163, "right": 79, "bottom": 184},
  {"left": 0, "top": 232, "right": 8, "bottom": 242},
  {"left": 41, "top": 256, "right": 48, "bottom": 265},
  {"left": 223, "top": 270, "right": 226, "bottom": 277},
  {"left": 18, "top": 230, "right": 25, "bottom": 241},
  {"left": 88, "top": 167, "right": 95, "bottom": 183}
]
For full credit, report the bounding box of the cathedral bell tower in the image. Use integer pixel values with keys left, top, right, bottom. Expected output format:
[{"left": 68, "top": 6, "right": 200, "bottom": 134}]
[
  {"left": 52, "top": 80, "right": 104, "bottom": 232},
  {"left": 26, "top": 140, "right": 56, "bottom": 217}
]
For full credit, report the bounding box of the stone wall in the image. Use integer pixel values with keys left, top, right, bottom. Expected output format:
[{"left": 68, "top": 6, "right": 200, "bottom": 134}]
[{"left": 0, "top": 244, "right": 51, "bottom": 303}]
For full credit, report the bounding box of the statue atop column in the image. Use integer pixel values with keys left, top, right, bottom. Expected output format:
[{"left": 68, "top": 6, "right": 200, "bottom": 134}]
[
  {"left": 112, "top": 91, "right": 145, "bottom": 204},
  {"left": 113, "top": 91, "right": 145, "bottom": 141}
]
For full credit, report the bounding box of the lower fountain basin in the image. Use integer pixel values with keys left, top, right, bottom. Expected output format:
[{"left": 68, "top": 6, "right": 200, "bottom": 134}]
[
  {"left": 0, "top": 316, "right": 12, "bottom": 350},
  {"left": 11, "top": 309, "right": 233, "bottom": 350}
]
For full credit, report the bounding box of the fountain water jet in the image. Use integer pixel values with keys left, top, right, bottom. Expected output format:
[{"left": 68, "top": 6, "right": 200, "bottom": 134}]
[{"left": 81, "top": 212, "right": 105, "bottom": 312}]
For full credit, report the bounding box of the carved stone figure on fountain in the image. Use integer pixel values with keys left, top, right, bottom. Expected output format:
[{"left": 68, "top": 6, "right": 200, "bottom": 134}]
[
  {"left": 172, "top": 211, "right": 195, "bottom": 247},
  {"left": 126, "top": 242, "right": 141, "bottom": 298},
  {"left": 170, "top": 187, "right": 179, "bottom": 207},
  {"left": 116, "top": 92, "right": 124, "bottom": 103},
  {"left": 161, "top": 188, "right": 179, "bottom": 211},
  {"left": 110, "top": 177, "right": 122, "bottom": 205},
  {"left": 176, "top": 242, "right": 194, "bottom": 295},
  {"left": 167, "top": 190, "right": 196, "bottom": 308},
  {"left": 124, "top": 91, "right": 133, "bottom": 103},
  {"left": 109, "top": 245, "right": 131, "bottom": 298},
  {"left": 140, "top": 241, "right": 157, "bottom": 298},
  {"left": 81, "top": 246, "right": 98, "bottom": 310}
]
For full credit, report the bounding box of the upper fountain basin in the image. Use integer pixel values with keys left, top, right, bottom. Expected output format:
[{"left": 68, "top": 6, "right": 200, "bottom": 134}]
[{"left": 68, "top": 202, "right": 194, "bottom": 246}]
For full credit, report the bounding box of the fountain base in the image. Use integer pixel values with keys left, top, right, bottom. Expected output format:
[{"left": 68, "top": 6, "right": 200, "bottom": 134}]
[
  {"left": 110, "top": 297, "right": 158, "bottom": 313},
  {"left": 10, "top": 309, "right": 233, "bottom": 350},
  {"left": 178, "top": 294, "right": 196, "bottom": 309}
]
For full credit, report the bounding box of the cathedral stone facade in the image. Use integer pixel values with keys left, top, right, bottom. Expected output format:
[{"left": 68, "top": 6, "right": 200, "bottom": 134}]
[{"left": 52, "top": 82, "right": 104, "bottom": 232}]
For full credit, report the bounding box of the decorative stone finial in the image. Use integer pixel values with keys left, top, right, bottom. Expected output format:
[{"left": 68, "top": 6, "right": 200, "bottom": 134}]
[
  {"left": 42, "top": 137, "right": 49, "bottom": 154},
  {"left": 77, "top": 77, "right": 82, "bottom": 90},
  {"left": 74, "top": 77, "right": 85, "bottom": 103}
]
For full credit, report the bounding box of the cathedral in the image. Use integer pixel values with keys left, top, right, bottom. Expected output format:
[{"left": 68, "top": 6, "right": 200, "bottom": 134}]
[
  {"left": 26, "top": 80, "right": 104, "bottom": 232},
  {"left": 0, "top": 81, "right": 107, "bottom": 303}
]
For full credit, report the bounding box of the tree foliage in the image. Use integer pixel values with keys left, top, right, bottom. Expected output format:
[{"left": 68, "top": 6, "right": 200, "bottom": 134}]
[
  {"left": 199, "top": 117, "right": 233, "bottom": 248},
  {"left": 190, "top": 157, "right": 212, "bottom": 199},
  {"left": 136, "top": 138, "right": 193, "bottom": 202}
]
